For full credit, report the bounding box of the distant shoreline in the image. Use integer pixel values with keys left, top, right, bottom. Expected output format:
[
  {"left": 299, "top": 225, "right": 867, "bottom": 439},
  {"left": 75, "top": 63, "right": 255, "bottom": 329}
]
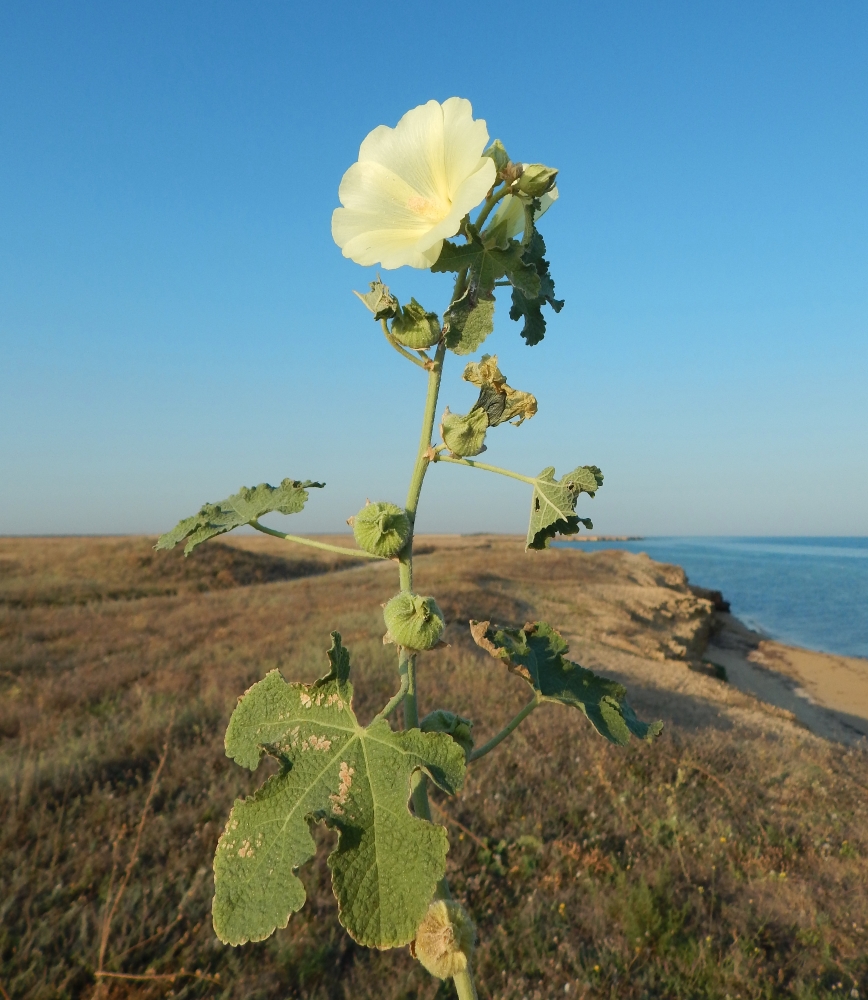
[{"left": 565, "top": 535, "right": 645, "bottom": 542}]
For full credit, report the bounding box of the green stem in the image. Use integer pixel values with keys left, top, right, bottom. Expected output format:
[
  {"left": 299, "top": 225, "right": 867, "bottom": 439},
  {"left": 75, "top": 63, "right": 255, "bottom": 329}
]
[
  {"left": 453, "top": 967, "right": 479, "bottom": 1000},
  {"left": 474, "top": 184, "right": 511, "bottom": 231},
  {"left": 434, "top": 454, "right": 535, "bottom": 485},
  {"left": 381, "top": 320, "right": 429, "bottom": 369},
  {"left": 469, "top": 697, "right": 539, "bottom": 762},
  {"left": 398, "top": 283, "right": 473, "bottom": 998},
  {"left": 248, "top": 520, "right": 385, "bottom": 559},
  {"left": 399, "top": 339, "right": 447, "bottom": 593},
  {"left": 372, "top": 670, "right": 409, "bottom": 722}
]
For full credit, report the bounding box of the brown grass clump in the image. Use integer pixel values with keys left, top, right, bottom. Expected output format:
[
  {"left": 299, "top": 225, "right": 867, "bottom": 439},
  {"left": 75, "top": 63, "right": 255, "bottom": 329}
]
[{"left": 1, "top": 534, "right": 866, "bottom": 1000}]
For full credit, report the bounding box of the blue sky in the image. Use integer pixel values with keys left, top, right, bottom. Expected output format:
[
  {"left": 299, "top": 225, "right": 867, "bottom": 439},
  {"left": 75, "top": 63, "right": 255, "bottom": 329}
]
[{"left": 2, "top": 1, "right": 866, "bottom": 537}]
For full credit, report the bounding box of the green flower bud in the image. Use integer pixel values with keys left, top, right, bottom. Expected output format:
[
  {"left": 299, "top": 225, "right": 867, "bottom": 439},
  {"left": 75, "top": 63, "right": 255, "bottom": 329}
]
[
  {"left": 420, "top": 709, "right": 474, "bottom": 759},
  {"left": 351, "top": 501, "right": 411, "bottom": 558},
  {"left": 391, "top": 299, "right": 441, "bottom": 349},
  {"left": 383, "top": 592, "right": 445, "bottom": 650},
  {"left": 483, "top": 138, "right": 510, "bottom": 175},
  {"left": 518, "top": 163, "right": 558, "bottom": 198},
  {"left": 440, "top": 407, "right": 488, "bottom": 457},
  {"left": 412, "top": 900, "right": 475, "bottom": 980}
]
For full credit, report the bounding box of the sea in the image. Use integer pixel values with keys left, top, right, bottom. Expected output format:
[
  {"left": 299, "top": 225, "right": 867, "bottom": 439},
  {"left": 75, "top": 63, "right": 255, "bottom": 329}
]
[{"left": 556, "top": 537, "right": 868, "bottom": 659}]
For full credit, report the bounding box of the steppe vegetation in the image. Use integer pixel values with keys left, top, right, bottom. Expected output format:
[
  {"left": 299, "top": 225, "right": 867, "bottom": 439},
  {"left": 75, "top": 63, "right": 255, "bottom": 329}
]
[{"left": 1, "top": 535, "right": 866, "bottom": 999}]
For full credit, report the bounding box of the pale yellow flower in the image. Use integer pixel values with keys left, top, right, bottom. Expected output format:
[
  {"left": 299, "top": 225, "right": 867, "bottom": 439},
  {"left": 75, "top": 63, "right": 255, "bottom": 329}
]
[
  {"left": 489, "top": 182, "right": 559, "bottom": 240},
  {"left": 332, "top": 98, "right": 496, "bottom": 270}
]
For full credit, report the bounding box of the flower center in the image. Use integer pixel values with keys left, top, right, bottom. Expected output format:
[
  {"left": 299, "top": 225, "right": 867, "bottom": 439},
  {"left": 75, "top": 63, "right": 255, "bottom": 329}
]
[{"left": 407, "top": 194, "right": 449, "bottom": 222}]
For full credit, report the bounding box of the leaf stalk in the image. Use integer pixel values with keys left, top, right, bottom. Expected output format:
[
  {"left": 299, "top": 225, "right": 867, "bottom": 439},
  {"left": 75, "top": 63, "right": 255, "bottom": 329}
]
[
  {"left": 434, "top": 454, "right": 535, "bottom": 486},
  {"left": 249, "top": 520, "right": 384, "bottom": 559},
  {"left": 468, "top": 697, "right": 539, "bottom": 762}
]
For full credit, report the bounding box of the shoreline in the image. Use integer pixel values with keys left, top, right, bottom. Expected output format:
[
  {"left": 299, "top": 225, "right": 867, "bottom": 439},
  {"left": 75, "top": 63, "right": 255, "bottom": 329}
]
[{"left": 703, "top": 611, "right": 868, "bottom": 745}]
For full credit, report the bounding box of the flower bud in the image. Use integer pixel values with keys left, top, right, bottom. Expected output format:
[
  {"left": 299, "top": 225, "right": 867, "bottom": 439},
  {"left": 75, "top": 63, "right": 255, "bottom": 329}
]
[
  {"left": 483, "top": 138, "right": 510, "bottom": 175},
  {"left": 391, "top": 299, "right": 442, "bottom": 349},
  {"left": 352, "top": 501, "right": 411, "bottom": 558},
  {"left": 412, "top": 900, "right": 476, "bottom": 980},
  {"left": 440, "top": 407, "right": 488, "bottom": 457},
  {"left": 420, "top": 709, "right": 474, "bottom": 759},
  {"left": 383, "top": 592, "right": 445, "bottom": 650},
  {"left": 518, "top": 163, "right": 558, "bottom": 198}
]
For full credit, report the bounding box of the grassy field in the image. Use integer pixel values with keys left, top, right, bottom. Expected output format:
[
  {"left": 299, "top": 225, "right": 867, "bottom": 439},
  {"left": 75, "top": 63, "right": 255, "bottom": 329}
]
[{"left": 1, "top": 534, "right": 866, "bottom": 1000}]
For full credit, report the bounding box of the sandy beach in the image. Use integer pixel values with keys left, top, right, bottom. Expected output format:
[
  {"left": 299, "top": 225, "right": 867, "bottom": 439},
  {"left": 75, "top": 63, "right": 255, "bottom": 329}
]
[{"left": 703, "top": 613, "right": 868, "bottom": 744}]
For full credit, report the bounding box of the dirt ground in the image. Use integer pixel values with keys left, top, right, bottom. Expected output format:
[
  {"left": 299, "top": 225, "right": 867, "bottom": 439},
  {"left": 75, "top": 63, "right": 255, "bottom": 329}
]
[{"left": 1, "top": 533, "right": 866, "bottom": 1000}]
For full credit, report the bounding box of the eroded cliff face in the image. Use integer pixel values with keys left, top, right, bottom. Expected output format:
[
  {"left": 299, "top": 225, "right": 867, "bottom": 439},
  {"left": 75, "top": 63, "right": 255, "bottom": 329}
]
[{"left": 416, "top": 539, "right": 717, "bottom": 664}]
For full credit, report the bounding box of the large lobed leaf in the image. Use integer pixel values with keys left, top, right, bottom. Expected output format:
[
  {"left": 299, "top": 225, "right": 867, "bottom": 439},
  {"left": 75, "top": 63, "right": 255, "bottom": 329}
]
[
  {"left": 432, "top": 237, "right": 537, "bottom": 302},
  {"left": 527, "top": 465, "right": 603, "bottom": 550},
  {"left": 156, "top": 478, "right": 324, "bottom": 555},
  {"left": 213, "top": 633, "right": 466, "bottom": 949},
  {"left": 433, "top": 230, "right": 541, "bottom": 356},
  {"left": 509, "top": 230, "right": 564, "bottom": 346},
  {"left": 470, "top": 619, "right": 662, "bottom": 745}
]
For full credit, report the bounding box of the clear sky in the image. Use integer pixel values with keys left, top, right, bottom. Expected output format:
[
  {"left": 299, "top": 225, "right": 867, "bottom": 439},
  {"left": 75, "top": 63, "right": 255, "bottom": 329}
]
[{"left": 2, "top": 1, "right": 866, "bottom": 537}]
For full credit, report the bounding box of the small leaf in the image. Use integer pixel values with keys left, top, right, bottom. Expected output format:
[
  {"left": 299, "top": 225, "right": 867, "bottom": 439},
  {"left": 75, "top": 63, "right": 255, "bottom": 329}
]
[
  {"left": 526, "top": 465, "right": 603, "bottom": 550},
  {"left": 157, "top": 479, "right": 324, "bottom": 555},
  {"left": 213, "top": 633, "right": 465, "bottom": 949},
  {"left": 353, "top": 277, "right": 399, "bottom": 321},
  {"left": 509, "top": 230, "right": 564, "bottom": 346},
  {"left": 469, "top": 619, "right": 662, "bottom": 745},
  {"left": 440, "top": 407, "right": 488, "bottom": 457},
  {"left": 443, "top": 295, "right": 495, "bottom": 355}
]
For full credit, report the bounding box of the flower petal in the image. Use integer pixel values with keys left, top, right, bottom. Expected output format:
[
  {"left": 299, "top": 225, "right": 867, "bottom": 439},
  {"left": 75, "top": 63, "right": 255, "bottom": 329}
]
[
  {"left": 332, "top": 98, "right": 495, "bottom": 269},
  {"left": 490, "top": 186, "right": 559, "bottom": 240}
]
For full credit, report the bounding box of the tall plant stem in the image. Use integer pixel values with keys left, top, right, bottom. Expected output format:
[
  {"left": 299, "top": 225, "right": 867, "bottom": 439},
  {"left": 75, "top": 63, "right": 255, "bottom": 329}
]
[
  {"left": 249, "top": 520, "right": 384, "bottom": 559},
  {"left": 400, "top": 339, "right": 447, "bottom": 593},
  {"left": 434, "top": 454, "right": 535, "bottom": 485}
]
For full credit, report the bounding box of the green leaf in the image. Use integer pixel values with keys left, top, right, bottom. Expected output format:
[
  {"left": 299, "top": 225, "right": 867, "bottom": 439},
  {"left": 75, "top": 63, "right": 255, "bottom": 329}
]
[
  {"left": 213, "top": 633, "right": 465, "bottom": 949},
  {"left": 440, "top": 407, "right": 488, "bottom": 457},
  {"left": 443, "top": 295, "right": 495, "bottom": 355},
  {"left": 432, "top": 238, "right": 538, "bottom": 301},
  {"left": 469, "top": 620, "right": 662, "bottom": 745},
  {"left": 157, "top": 479, "right": 324, "bottom": 555},
  {"left": 526, "top": 465, "right": 603, "bottom": 550},
  {"left": 509, "top": 230, "right": 564, "bottom": 346}
]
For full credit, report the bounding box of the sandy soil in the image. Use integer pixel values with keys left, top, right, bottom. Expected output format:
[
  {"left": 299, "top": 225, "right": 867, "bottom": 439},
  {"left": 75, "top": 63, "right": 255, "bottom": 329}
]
[{"left": 703, "top": 614, "right": 868, "bottom": 744}]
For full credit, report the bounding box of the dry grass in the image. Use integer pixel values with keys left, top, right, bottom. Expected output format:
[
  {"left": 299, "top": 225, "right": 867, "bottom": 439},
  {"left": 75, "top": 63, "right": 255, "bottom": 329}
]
[{"left": 1, "top": 534, "right": 866, "bottom": 1000}]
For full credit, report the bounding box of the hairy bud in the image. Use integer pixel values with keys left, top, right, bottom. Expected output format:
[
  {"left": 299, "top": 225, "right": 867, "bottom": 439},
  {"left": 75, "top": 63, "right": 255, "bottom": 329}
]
[
  {"left": 483, "top": 138, "right": 510, "bottom": 175},
  {"left": 391, "top": 299, "right": 442, "bottom": 349},
  {"left": 352, "top": 501, "right": 411, "bottom": 558},
  {"left": 383, "top": 592, "right": 445, "bottom": 650},
  {"left": 440, "top": 407, "right": 488, "bottom": 457},
  {"left": 420, "top": 709, "right": 474, "bottom": 759},
  {"left": 518, "top": 163, "right": 558, "bottom": 198},
  {"left": 412, "top": 900, "right": 476, "bottom": 980}
]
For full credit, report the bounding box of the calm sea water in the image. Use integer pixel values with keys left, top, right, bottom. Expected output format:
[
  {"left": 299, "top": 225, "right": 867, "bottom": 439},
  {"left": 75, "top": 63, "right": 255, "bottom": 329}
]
[{"left": 556, "top": 537, "right": 868, "bottom": 659}]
